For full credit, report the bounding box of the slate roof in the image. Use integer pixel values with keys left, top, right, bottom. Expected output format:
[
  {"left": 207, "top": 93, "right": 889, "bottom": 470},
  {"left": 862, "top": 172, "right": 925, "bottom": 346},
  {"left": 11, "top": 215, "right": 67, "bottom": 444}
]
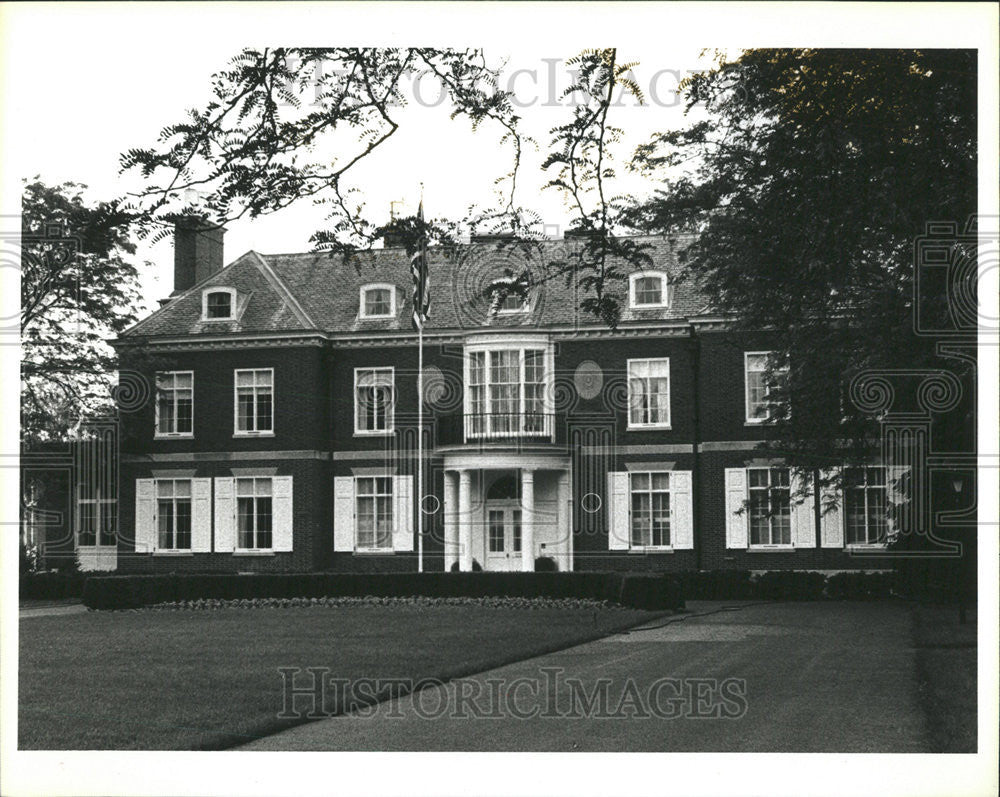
[{"left": 121, "top": 233, "right": 706, "bottom": 339}]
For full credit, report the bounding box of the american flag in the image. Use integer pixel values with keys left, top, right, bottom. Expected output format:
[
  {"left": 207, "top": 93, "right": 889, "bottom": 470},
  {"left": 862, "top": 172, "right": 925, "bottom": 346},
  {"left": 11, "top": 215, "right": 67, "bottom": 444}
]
[{"left": 410, "top": 200, "right": 430, "bottom": 330}]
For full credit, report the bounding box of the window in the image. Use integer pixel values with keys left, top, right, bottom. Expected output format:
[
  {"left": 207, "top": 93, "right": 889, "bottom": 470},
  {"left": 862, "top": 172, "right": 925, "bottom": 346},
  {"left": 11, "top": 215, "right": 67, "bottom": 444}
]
[
  {"left": 630, "top": 471, "right": 671, "bottom": 548},
  {"left": 78, "top": 490, "right": 116, "bottom": 547},
  {"left": 360, "top": 284, "right": 395, "bottom": 319},
  {"left": 235, "top": 368, "right": 273, "bottom": 435},
  {"left": 629, "top": 272, "right": 669, "bottom": 308},
  {"left": 237, "top": 477, "right": 273, "bottom": 550},
  {"left": 155, "top": 371, "right": 194, "bottom": 437},
  {"left": 355, "top": 368, "right": 394, "bottom": 434},
  {"left": 748, "top": 467, "right": 791, "bottom": 546},
  {"left": 156, "top": 479, "right": 192, "bottom": 551},
  {"left": 745, "top": 351, "right": 788, "bottom": 423},
  {"left": 202, "top": 288, "right": 236, "bottom": 321},
  {"left": 356, "top": 476, "right": 393, "bottom": 551},
  {"left": 628, "top": 358, "right": 671, "bottom": 428},
  {"left": 465, "top": 344, "right": 551, "bottom": 438},
  {"left": 489, "top": 279, "right": 528, "bottom": 314},
  {"left": 844, "top": 466, "right": 887, "bottom": 545}
]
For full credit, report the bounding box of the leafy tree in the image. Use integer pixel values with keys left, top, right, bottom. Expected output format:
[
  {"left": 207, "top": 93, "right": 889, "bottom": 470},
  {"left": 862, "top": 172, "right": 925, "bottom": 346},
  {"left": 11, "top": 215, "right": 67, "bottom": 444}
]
[
  {"left": 625, "top": 49, "right": 977, "bottom": 477},
  {"left": 21, "top": 180, "right": 141, "bottom": 442}
]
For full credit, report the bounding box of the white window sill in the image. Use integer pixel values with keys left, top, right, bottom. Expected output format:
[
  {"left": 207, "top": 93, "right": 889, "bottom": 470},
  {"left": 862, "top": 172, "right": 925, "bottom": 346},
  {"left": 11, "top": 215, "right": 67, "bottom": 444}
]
[
  {"left": 78, "top": 545, "right": 118, "bottom": 551},
  {"left": 353, "top": 549, "right": 395, "bottom": 555},
  {"left": 233, "top": 432, "right": 275, "bottom": 438},
  {"left": 744, "top": 418, "right": 772, "bottom": 426},
  {"left": 153, "top": 551, "right": 194, "bottom": 557},
  {"left": 154, "top": 433, "right": 194, "bottom": 440},
  {"left": 627, "top": 546, "right": 674, "bottom": 553},
  {"left": 747, "top": 546, "right": 795, "bottom": 552},
  {"left": 354, "top": 430, "right": 394, "bottom": 437},
  {"left": 233, "top": 550, "right": 275, "bottom": 557},
  {"left": 630, "top": 303, "right": 670, "bottom": 310},
  {"left": 201, "top": 317, "right": 235, "bottom": 323},
  {"left": 626, "top": 424, "right": 672, "bottom": 431},
  {"left": 359, "top": 313, "right": 394, "bottom": 320},
  {"left": 845, "top": 543, "right": 888, "bottom": 551}
]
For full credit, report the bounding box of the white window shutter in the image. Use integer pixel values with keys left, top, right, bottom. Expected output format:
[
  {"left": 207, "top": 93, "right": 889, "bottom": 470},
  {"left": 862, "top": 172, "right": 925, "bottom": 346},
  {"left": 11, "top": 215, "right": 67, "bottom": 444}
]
[
  {"left": 791, "top": 470, "right": 816, "bottom": 548},
  {"left": 333, "top": 476, "right": 355, "bottom": 552},
  {"left": 214, "top": 477, "right": 236, "bottom": 553},
  {"left": 272, "top": 476, "right": 294, "bottom": 552},
  {"left": 392, "top": 475, "right": 414, "bottom": 552},
  {"left": 820, "top": 468, "right": 844, "bottom": 548},
  {"left": 191, "top": 478, "right": 213, "bottom": 552},
  {"left": 724, "top": 468, "right": 748, "bottom": 549},
  {"left": 607, "top": 471, "right": 630, "bottom": 550},
  {"left": 671, "top": 471, "right": 694, "bottom": 549},
  {"left": 886, "top": 464, "right": 910, "bottom": 539},
  {"left": 134, "top": 479, "right": 155, "bottom": 553}
]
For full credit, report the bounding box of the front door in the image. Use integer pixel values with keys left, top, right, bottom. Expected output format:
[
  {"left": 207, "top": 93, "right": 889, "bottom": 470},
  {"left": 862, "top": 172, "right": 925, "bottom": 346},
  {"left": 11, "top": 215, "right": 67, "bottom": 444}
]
[{"left": 485, "top": 502, "right": 522, "bottom": 571}]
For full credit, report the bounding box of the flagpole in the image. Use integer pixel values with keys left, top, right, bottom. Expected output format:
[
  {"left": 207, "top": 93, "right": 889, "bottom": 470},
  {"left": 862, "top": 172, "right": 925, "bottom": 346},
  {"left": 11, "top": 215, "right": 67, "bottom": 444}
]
[{"left": 417, "top": 319, "right": 424, "bottom": 573}]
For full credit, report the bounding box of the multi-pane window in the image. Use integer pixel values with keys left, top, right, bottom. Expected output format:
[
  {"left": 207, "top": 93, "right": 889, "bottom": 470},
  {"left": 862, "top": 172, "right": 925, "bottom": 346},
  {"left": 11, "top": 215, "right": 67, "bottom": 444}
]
[
  {"left": 466, "top": 347, "right": 550, "bottom": 438},
  {"left": 628, "top": 359, "right": 671, "bottom": 427},
  {"left": 355, "top": 368, "right": 394, "bottom": 433},
  {"left": 235, "top": 369, "right": 273, "bottom": 434},
  {"left": 78, "top": 491, "right": 117, "bottom": 547},
  {"left": 206, "top": 291, "right": 233, "bottom": 319},
  {"left": 236, "top": 477, "right": 273, "bottom": 550},
  {"left": 844, "top": 466, "right": 888, "bottom": 545},
  {"left": 630, "top": 472, "right": 671, "bottom": 547},
  {"left": 156, "top": 479, "right": 191, "bottom": 551},
  {"left": 745, "top": 352, "right": 788, "bottom": 422},
  {"left": 362, "top": 286, "right": 394, "bottom": 318},
  {"left": 748, "top": 467, "right": 791, "bottom": 546},
  {"left": 491, "top": 280, "right": 527, "bottom": 313},
  {"left": 356, "top": 476, "right": 393, "bottom": 551},
  {"left": 156, "top": 372, "right": 193, "bottom": 436},
  {"left": 630, "top": 273, "right": 668, "bottom": 308}
]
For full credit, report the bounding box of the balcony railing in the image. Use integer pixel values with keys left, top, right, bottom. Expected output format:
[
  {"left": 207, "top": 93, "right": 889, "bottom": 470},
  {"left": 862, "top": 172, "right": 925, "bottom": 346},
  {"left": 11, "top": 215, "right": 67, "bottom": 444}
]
[{"left": 436, "top": 412, "right": 562, "bottom": 446}]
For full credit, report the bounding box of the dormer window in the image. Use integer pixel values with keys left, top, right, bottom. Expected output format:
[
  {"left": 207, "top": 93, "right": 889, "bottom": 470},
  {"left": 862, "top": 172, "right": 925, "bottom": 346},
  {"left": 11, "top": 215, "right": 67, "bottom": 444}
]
[
  {"left": 489, "top": 279, "right": 529, "bottom": 314},
  {"left": 629, "top": 272, "right": 669, "bottom": 309},
  {"left": 360, "top": 284, "right": 396, "bottom": 319},
  {"left": 202, "top": 288, "right": 236, "bottom": 321}
]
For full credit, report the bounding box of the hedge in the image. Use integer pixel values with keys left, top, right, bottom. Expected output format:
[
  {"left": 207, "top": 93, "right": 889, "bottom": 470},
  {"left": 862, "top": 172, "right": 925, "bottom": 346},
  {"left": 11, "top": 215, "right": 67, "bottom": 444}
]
[
  {"left": 82, "top": 572, "right": 686, "bottom": 611},
  {"left": 20, "top": 572, "right": 88, "bottom": 601}
]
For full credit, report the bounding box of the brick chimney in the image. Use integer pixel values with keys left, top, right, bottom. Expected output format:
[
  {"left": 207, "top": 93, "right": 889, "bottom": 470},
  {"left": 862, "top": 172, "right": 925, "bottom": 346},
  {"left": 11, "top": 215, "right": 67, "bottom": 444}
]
[{"left": 173, "top": 217, "right": 225, "bottom": 294}]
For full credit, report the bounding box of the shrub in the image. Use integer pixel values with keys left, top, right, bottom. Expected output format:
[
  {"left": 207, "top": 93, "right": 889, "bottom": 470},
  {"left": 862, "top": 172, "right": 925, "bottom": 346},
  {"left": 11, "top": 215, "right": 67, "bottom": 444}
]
[
  {"left": 534, "top": 556, "right": 558, "bottom": 572},
  {"left": 20, "top": 571, "right": 88, "bottom": 601},
  {"left": 754, "top": 570, "right": 827, "bottom": 601},
  {"left": 449, "top": 559, "right": 483, "bottom": 573}
]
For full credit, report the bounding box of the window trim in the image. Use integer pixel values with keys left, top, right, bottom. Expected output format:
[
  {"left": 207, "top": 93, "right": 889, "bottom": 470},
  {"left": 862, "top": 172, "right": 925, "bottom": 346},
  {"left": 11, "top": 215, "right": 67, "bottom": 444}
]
[
  {"left": 154, "top": 370, "right": 195, "bottom": 439},
  {"left": 359, "top": 283, "right": 397, "bottom": 319},
  {"left": 76, "top": 487, "right": 117, "bottom": 549},
  {"left": 626, "top": 358, "right": 672, "bottom": 430},
  {"left": 201, "top": 287, "right": 237, "bottom": 322},
  {"left": 627, "top": 470, "right": 674, "bottom": 551},
  {"left": 744, "top": 351, "right": 788, "bottom": 425},
  {"left": 489, "top": 278, "right": 530, "bottom": 315},
  {"left": 353, "top": 366, "right": 395, "bottom": 436},
  {"left": 235, "top": 476, "right": 274, "bottom": 552},
  {"left": 354, "top": 475, "right": 394, "bottom": 553},
  {"left": 746, "top": 466, "right": 794, "bottom": 550},
  {"left": 628, "top": 271, "right": 669, "bottom": 309},
  {"left": 152, "top": 477, "right": 192, "bottom": 554},
  {"left": 461, "top": 336, "right": 555, "bottom": 441},
  {"left": 843, "top": 465, "right": 889, "bottom": 549},
  {"left": 233, "top": 367, "right": 275, "bottom": 438}
]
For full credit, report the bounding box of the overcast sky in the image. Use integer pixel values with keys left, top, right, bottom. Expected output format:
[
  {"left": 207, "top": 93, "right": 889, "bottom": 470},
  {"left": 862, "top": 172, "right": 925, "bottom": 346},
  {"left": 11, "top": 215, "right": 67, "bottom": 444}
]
[{"left": 2, "top": 12, "right": 715, "bottom": 311}]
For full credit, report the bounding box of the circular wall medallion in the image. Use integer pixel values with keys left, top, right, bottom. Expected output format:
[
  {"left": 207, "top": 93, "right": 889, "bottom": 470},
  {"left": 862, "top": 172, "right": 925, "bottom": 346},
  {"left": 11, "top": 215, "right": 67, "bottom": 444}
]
[
  {"left": 420, "top": 494, "right": 441, "bottom": 515},
  {"left": 580, "top": 492, "right": 602, "bottom": 514},
  {"left": 574, "top": 360, "right": 604, "bottom": 400}
]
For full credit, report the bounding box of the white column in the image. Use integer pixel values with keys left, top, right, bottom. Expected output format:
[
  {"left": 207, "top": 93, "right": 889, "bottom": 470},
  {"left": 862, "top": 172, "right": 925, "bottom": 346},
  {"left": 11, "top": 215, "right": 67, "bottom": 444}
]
[
  {"left": 557, "top": 471, "right": 572, "bottom": 572},
  {"left": 444, "top": 471, "right": 459, "bottom": 572},
  {"left": 521, "top": 469, "right": 535, "bottom": 572},
  {"left": 459, "top": 470, "right": 473, "bottom": 572}
]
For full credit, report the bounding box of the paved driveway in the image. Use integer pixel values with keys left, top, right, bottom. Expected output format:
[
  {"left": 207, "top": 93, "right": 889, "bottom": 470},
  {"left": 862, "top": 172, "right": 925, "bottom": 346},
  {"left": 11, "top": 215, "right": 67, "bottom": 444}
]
[{"left": 239, "top": 601, "right": 929, "bottom": 752}]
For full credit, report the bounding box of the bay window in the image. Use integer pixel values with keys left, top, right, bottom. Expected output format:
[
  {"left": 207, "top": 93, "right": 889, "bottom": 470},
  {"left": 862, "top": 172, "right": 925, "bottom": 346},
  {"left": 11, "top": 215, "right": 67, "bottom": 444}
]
[{"left": 464, "top": 340, "right": 552, "bottom": 439}]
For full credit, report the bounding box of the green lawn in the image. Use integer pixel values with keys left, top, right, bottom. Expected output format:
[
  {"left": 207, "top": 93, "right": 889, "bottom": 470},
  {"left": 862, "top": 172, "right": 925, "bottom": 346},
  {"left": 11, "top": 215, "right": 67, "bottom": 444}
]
[
  {"left": 912, "top": 603, "right": 977, "bottom": 753},
  {"left": 20, "top": 604, "right": 653, "bottom": 750}
]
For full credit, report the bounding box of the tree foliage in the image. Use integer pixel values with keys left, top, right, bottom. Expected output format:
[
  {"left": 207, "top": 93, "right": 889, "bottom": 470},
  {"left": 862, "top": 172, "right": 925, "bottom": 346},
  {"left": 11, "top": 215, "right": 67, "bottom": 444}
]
[
  {"left": 21, "top": 180, "right": 140, "bottom": 442},
  {"left": 625, "top": 49, "right": 977, "bottom": 476}
]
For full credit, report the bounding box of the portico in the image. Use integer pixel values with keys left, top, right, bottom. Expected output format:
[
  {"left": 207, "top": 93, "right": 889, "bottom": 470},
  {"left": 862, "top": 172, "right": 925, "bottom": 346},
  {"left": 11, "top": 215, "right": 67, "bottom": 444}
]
[{"left": 442, "top": 454, "right": 572, "bottom": 572}]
